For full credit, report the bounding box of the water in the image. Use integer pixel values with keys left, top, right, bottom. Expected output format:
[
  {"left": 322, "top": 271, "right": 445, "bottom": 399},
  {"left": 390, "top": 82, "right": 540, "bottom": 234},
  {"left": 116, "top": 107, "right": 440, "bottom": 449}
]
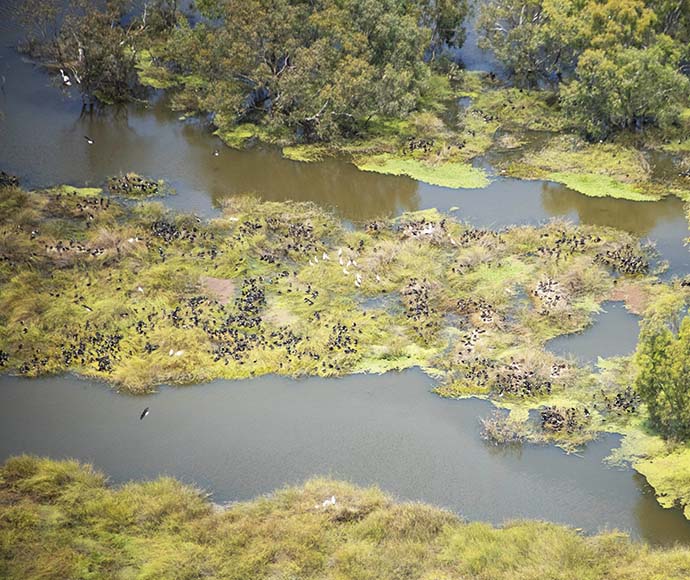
[
  {"left": 2, "top": 1, "right": 690, "bottom": 547},
  {"left": 0, "top": 10, "right": 687, "bottom": 270},
  {"left": 546, "top": 301, "right": 641, "bottom": 364},
  {"left": 1, "top": 369, "right": 689, "bottom": 546}
]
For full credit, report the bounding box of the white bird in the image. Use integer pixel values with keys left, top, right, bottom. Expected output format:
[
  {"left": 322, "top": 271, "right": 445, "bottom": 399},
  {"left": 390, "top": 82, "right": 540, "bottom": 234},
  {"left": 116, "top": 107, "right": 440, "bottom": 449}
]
[
  {"left": 337, "top": 248, "right": 343, "bottom": 257},
  {"left": 313, "top": 256, "right": 319, "bottom": 263},
  {"left": 375, "top": 274, "right": 381, "bottom": 283},
  {"left": 59, "top": 68, "right": 71, "bottom": 86},
  {"left": 169, "top": 349, "right": 174, "bottom": 356},
  {"left": 321, "top": 496, "right": 337, "bottom": 508},
  {"left": 213, "top": 149, "right": 220, "bottom": 157},
  {"left": 322, "top": 252, "right": 329, "bottom": 261},
  {"left": 355, "top": 279, "right": 361, "bottom": 288},
  {"left": 309, "top": 259, "right": 313, "bottom": 266},
  {"left": 347, "top": 259, "right": 352, "bottom": 267},
  {"left": 339, "top": 256, "right": 344, "bottom": 266},
  {"left": 175, "top": 350, "right": 184, "bottom": 356},
  {"left": 352, "top": 260, "right": 358, "bottom": 267},
  {"left": 137, "top": 286, "right": 144, "bottom": 293},
  {"left": 343, "top": 268, "right": 349, "bottom": 275},
  {"left": 84, "top": 136, "right": 94, "bottom": 145}
]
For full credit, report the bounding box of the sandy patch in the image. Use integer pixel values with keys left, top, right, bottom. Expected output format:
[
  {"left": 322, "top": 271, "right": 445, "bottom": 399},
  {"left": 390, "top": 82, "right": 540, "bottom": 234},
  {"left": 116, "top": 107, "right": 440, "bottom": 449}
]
[
  {"left": 610, "top": 280, "right": 648, "bottom": 315},
  {"left": 201, "top": 276, "right": 235, "bottom": 304}
]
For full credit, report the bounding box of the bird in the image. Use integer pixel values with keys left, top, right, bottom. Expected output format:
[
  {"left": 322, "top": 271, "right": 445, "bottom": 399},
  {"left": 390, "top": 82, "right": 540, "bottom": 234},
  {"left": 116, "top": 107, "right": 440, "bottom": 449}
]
[
  {"left": 321, "top": 495, "right": 336, "bottom": 508},
  {"left": 213, "top": 149, "right": 220, "bottom": 157},
  {"left": 59, "top": 68, "right": 71, "bottom": 86},
  {"left": 84, "top": 136, "right": 94, "bottom": 145},
  {"left": 140, "top": 407, "right": 149, "bottom": 420},
  {"left": 322, "top": 252, "right": 329, "bottom": 261}
]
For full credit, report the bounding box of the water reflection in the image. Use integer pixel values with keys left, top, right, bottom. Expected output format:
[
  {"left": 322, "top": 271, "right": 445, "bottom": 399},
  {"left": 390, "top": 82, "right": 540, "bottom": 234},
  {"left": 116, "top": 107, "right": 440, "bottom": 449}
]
[{"left": 541, "top": 182, "right": 686, "bottom": 237}]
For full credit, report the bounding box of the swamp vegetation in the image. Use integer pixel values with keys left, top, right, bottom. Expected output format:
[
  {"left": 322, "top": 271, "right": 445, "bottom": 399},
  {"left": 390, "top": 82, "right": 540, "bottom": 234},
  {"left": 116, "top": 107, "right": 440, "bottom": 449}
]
[
  {"left": 13, "top": 0, "right": 690, "bottom": 198},
  {"left": 5, "top": 0, "right": 690, "bottom": 575},
  {"left": 2, "top": 179, "right": 690, "bottom": 521},
  {"left": 3, "top": 455, "right": 690, "bottom": 579}
]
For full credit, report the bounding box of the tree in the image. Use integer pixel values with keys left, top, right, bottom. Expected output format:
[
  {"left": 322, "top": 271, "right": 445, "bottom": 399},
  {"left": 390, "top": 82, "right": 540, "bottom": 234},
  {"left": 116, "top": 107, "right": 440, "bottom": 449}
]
[
  {"left": 477, "top": 0, "right": 660, "bottom": 87},
  {"left": 157, "top": 0, "right": 449, "bottom": 141},
  {"left": 636, "top": 317, "right": 690, "bottom": 440},
  {"left": 561, "top": 39, "right": 690, "bottom": 139},
  {"left": 15, "top": 0, "right": 179, "bottom": 106}
]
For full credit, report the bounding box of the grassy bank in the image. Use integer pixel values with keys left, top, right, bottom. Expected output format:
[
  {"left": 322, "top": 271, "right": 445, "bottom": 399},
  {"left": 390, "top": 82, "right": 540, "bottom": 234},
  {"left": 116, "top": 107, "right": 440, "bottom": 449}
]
[
  {"left": 2, "top": 180, "right": 690, "bottom": 520},
  {"left": 2, "top": 456, "right": 690, "bottom": 580},
  {"left": 135, "top": 56, "right": 690, "bottom": 199},
  {"left": 0, "top": 182, "right": 659, "bottom": 394}
]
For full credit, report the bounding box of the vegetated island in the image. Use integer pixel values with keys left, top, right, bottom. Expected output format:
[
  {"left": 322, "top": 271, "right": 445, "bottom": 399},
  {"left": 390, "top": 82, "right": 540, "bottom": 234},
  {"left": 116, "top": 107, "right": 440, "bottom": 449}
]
[
  {"left": 2, "top": 455, "right": 690, "bottom": 580},
  {"left": 2, "top": 177, "right": 690, "bottom": 520},
  {"left": 14, "top": 0, "right": 690, "bottom": 199}
]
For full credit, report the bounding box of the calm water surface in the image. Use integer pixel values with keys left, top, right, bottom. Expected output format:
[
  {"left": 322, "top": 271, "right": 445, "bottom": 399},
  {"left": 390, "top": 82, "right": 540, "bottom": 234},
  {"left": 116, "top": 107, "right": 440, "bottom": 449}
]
[
  {"left": 1, "top": 370, "right": 690, "bottom": 546},
  {"left": 2, "top": 2, "right": 690, "bottom": 547},
  {"left": 547, "top": 301, "right": 641, "bottom": 364},
  {"left": 0, "top": 6, "right": 688, "bottom": 275}
]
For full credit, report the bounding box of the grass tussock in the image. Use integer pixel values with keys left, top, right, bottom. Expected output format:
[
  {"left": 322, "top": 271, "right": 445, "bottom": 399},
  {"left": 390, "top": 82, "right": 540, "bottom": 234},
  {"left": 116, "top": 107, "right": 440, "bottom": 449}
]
[
  {"left": 2, "top": 456, "right": 690, "bottom": 580},
  {"left": 2, "top": 182, "right": 688, "bottom": 514}
]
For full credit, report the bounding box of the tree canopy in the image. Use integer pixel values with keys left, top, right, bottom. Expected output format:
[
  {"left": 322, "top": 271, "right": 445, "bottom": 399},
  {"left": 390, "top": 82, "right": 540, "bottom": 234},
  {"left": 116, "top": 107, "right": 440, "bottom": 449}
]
[
  {"left": 157, "top": 0, "right": 468, "bottom": 141},
  {"left": 636, "top": 317, "right": 690, "bottom": 441}
]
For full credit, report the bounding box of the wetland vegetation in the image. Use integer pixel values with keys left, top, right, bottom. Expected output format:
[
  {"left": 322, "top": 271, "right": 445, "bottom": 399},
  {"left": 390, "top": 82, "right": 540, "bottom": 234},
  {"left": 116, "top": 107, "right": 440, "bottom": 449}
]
[
  {"left": 2, "top": 177, "right": 690, "bottom": 524},
  {"left": 4, "top": 0, "right": 690, "bottom": 576},
  {"left": 3, "top": 455, "right": 690, "bottom": 580},
  {"left": 13, "top": 0, "right": 690, "bottom": 197}
]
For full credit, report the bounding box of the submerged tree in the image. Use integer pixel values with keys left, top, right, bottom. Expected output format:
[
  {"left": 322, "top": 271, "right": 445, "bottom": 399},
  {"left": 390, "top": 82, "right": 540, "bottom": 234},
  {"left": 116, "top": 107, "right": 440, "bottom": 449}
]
[
  {"left": 636, "top": 316, "right": 690, "bottom": 441},
  {"left": 156, "top": 0, "right": 469, "bottom": 141},
  {"left": 477, "top": 0, "right": 661, "bottom": 86},
  {"left": 15, "top": 0, "right": 177, "bottom": 106}
]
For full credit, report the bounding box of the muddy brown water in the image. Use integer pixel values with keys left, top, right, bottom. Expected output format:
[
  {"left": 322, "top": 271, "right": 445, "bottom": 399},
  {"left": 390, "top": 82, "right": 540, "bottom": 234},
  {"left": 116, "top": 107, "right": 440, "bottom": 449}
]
[{"left": 2, "top": 2, "right": 690, "bottom": 546}]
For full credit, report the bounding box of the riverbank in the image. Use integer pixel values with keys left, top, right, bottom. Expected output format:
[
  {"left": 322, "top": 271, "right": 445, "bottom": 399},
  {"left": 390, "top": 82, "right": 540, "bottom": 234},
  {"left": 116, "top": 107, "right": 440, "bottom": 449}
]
[
  {"left": 2, "top": 455, "right": 690, "bottom": 579},
  {"left": 137, "top": 53, "right": 690, "bottom": 201},
  {"left": 3, "top": 180, "right": 690, "bottom": 520}
]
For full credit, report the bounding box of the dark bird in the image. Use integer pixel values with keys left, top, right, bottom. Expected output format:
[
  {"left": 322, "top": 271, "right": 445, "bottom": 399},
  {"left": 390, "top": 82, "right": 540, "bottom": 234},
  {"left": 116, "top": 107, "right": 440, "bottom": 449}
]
[
  {"left": 84, "top": 136, "right": 94, "bottom": 145},
  {"left": 139, "top": 407, "right": 150, "bottom": 420}
]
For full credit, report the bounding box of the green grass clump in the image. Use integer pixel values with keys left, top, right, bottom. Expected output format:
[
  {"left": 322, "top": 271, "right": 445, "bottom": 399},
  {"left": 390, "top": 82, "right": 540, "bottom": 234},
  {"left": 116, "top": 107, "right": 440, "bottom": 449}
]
[
  {"left": 282, "top": 144, "right": 332, "bottom": 162},
  {"left": 505, "top": 136, "right": 662, "bottom": 201},
  {"left": 354, "top": 154, "right": 490, "bottom": 189},
  {"left": 2, "top": 456, "right": 690, "bottom": 580},
  {"left": 471, "top": 87, "right": 567, "bottom": 132},
  {"left": 546, "top": 173, "right": 658, "bottom": 201}
]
